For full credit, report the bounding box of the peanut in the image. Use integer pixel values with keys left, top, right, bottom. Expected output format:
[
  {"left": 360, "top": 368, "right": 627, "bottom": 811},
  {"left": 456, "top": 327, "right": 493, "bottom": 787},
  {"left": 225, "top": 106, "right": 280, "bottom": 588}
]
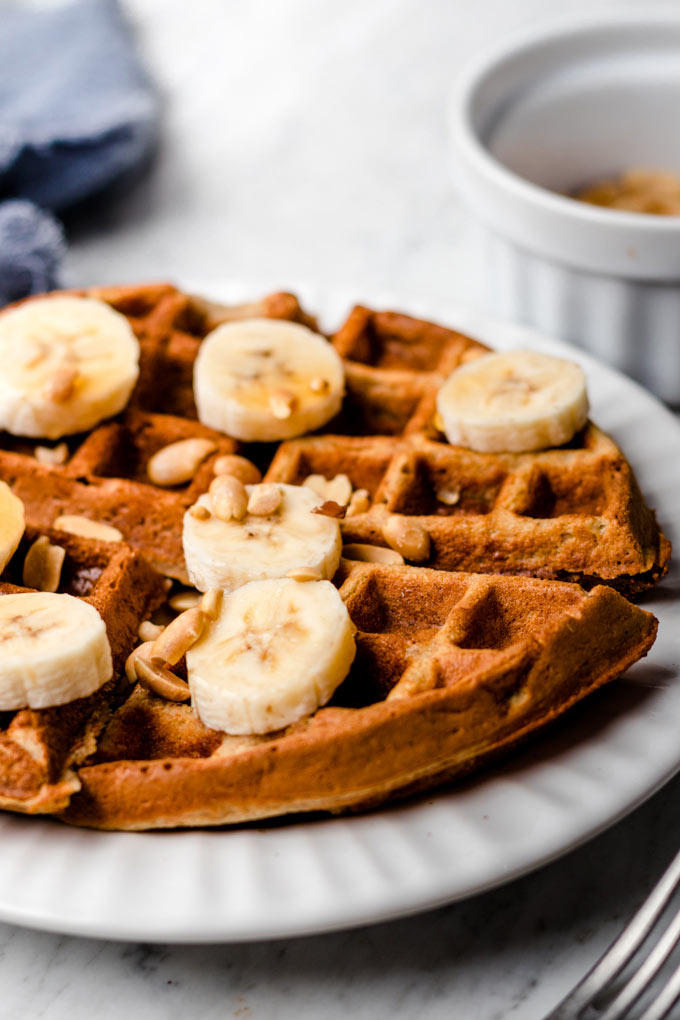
[
  {"left": 147, "top": 438, "right": 217, "bottom": 487},
  {"left": 47, "top": 365, "right": 78, "bottom": 403},
  {"left": 382, "top": 516, "right": 430, "bottom": 563},
  {"left": 151, "top": 607, "right": 206, "bottom": 666},
  {"left": 133, "top": 646, "right": 191, "bottom": 703},
  {"left": 22, "top": 536, "right": 65, "bottom": 592},
  {"left": 209, "top": 474, "right": 248, "bottom": 521},
  {"left": 188, "top": 503, "right": 211, "bottom": 521},
  {"left": 269, "top": 388, "right": 296, "bottom": 419},
  {"left": 34, "top": 443, "right": 69, "bottom": 467},
  {"left": 125, "top": 642, "right": 154, "bottom": 684},
  {"left": 302, "top": 473, "right": 353, "bottom": 506},
  {"left": 138, "top": 620, "right": 165, "bottom": 642},
  {"left": 286, "top": 566, "right": 324, "bottom": 582},
  {"left": 213, "top": 454, "right": 261, "bottom": 484},
  {"left": 342, "top": 543, "right": 404, "bottom": 565},
  {"left": 436, "top": 485, "right": 460, "bottom": 506},
  {"left": 168, "top": 589, "right": 202, "bottom": 612},
  {"left": 247, "top": 483, "right": 282, "bottom": 516},
  {"left": 54, "top": 515, "right": 123, "bottom": 543},
  {"left": 200, "top": 588, "right": 223, "bottom": 621},
  {"left": 346, "top": 488, "right": 371, "bottom": 516}
]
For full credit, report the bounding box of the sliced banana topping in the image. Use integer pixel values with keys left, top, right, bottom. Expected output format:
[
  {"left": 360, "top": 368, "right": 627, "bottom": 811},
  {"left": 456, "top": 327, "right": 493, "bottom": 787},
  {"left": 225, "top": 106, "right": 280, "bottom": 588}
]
[
  {"left": 183, "top": 483, "right": 342, "bottom": 593},
  {"left": 0, "top": 592, "right": 112, "bottom": 710},
  {"left": 0, "top": 295, "right": 140, "bottom": 439},
  {"left": 435, "top": 350, "right": 589, "bottom": 453},
  {"left": 0, "top": 482, "right": 24, "bottom": 573},
  {"left": 193, "top": 318, "right": 345, "bottom": 441},
  {"left": 186, "top": 578, "right": 356, "bottom": 734}
]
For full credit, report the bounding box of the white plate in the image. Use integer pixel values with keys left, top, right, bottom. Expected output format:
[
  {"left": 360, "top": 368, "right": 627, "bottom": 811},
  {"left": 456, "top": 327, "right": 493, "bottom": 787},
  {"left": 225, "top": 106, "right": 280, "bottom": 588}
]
[{"left": 1, "top": 285, "right": 678, "bottom": 944}]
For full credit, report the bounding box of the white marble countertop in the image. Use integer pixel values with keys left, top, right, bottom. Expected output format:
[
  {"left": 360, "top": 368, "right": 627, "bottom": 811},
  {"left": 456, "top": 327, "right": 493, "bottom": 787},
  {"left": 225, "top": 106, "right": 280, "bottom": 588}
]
[{"left": 6, "top": 0, "right": 680, "bottom": 1016}]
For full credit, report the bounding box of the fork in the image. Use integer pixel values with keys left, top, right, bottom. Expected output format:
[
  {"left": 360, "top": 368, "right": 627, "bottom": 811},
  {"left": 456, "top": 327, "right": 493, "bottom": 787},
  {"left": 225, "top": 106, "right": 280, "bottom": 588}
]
[{"left": 544, "top": 845, "right": 680, "bottom": 1019}]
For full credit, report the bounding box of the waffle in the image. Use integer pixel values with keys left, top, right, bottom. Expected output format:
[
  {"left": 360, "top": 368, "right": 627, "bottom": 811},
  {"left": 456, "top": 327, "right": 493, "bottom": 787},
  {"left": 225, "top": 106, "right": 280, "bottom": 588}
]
[{"left": 0, "top": 283, "right": 666, "bottom": 829}]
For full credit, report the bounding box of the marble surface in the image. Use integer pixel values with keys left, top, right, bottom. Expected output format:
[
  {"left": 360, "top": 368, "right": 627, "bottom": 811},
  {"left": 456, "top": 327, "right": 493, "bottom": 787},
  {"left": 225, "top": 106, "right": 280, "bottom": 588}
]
[{"left": 6, "top": 0, "right": 680, "bottom": 1016}]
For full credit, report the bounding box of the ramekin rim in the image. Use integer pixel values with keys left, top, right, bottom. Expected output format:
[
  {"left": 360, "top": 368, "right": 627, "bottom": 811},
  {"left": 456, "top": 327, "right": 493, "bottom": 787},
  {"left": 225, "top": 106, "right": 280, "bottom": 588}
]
[{"left": 449, "top": 7, "right": 680, "bottom": 238}]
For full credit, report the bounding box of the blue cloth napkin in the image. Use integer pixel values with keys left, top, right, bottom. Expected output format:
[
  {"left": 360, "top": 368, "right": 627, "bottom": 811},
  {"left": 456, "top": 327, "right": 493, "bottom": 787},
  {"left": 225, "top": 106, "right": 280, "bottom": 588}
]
[{"left": 0, "top": 0, "right": 159, "bottom": 305}]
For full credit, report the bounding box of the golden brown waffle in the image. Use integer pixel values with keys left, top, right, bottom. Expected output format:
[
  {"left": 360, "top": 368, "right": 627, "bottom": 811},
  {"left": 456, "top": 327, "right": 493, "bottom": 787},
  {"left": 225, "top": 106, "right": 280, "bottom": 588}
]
[
  {"left": 323, "top": 305, "right": 669, "bottom": 595},
  {"left": 61, "top": 563, "right": 656, "bottom": 830},
  {"left": 0, "top": 283, "right": 667, "bottom": 829}
]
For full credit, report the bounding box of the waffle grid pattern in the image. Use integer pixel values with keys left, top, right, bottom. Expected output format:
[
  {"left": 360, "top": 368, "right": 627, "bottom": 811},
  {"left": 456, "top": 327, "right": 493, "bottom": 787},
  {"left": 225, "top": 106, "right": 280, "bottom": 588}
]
[{"left": 0, "top": 286, "right": 668, "bottom": 592}]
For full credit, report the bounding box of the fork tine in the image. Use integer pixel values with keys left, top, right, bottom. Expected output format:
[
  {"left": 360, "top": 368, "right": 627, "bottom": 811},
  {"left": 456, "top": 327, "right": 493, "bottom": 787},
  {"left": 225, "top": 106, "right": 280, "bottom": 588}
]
[
  {"left": 637, "top": 957, "right": 680, "bottom": 1020},
  {"left": 544, "top": 845, "right": 680, "bottom": 1019},
  {"left": 599, "top": 907, "right": 680, "bottom": 1019}
]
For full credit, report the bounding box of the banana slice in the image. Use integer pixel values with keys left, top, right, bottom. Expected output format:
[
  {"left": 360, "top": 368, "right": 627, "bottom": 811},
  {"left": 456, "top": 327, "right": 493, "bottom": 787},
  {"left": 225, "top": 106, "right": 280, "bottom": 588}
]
[
  {"left": 436, "top": 350, "right": 589, "bottom": 453},
  {"left": 0, "top": 592, "right": 112, "bottom": 710},
  {"left": 0, "top": 483, "right": 24, "bottom": 572},
  {"left": 183, "top": 482, "right": 342, "bottom": 592},
  {"left": 193, "top": 318, "right": 344, "bottom": 441},
  {"left": 0, "top": 295, "right": 140, "bottom": 439},
  {"left": 187, "top": 578, "right": 356, "bottom": 734}
]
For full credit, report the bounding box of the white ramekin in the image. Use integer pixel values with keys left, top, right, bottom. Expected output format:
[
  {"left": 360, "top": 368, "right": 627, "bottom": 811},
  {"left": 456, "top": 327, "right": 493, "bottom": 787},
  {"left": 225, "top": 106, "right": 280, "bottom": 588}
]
[{"left": 449, "top": 10, "right": 680, "bottom": 405}]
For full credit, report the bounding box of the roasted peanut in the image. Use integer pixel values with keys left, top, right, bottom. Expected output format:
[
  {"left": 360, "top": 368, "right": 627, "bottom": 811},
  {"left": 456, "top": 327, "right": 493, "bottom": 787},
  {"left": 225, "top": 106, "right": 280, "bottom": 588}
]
[
  {"left": 133, "top": 647, "right": 191, "bottom": 702},
  {"left": 151, "top": 606, "right": 206, "bottom": 666},
  {"left": 200, "top": 588, "right": 223, "bottom": 621},
  {"left": 209, "top": 474, "right": 248, "bottom": 521},
  {"left": 47, "top": 365, "right": 78, "bottom": 403},
  {"left": 188, "top": 503, "right": 211, "bottom": 521},
  {"left": 286, "top": 566, "right": 324, "bottom": 582},
  {"left": 302, "top": 473, "right": 352, "bottom": 506},
  {"left": 168, "top": 589, "right": 202, "bottom": 612},
  {"left": 54, "top": 515, "right": 123, "bottom": 543},
  {"left": 342, "top": 543, "right": 404, "bottom": 565},
  {"left": 138, "top": 620, "right": 165, "bottom": 642},
  {"left": 247, "top": 483, "right": 282, "bottom": 516},
  {"left": 22, "top": 536, "right": 65, "bottom": 592},
  {"left": 346, "top": 488, "right": 371, "bottom": 516},
  {"left": 34, "top": 443, "right": 69, "bottom": 467},
  {"left": 382, "top": 516, "right": 430, "bottom": 562},
  {"left": 212, "top": 454, "right": 262, "bottom": 484},
  {"left": 147, "top": 438, "right": 217, "bottom": 486},
  {"left": 269, "top": 389, "right": 296, "bottom": 419},
  {"left": 125, "top": 641, "right": 154, "bottom": 684},
  {"left": 436, "top": 486, "right": 460, "bottom": 506}
]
